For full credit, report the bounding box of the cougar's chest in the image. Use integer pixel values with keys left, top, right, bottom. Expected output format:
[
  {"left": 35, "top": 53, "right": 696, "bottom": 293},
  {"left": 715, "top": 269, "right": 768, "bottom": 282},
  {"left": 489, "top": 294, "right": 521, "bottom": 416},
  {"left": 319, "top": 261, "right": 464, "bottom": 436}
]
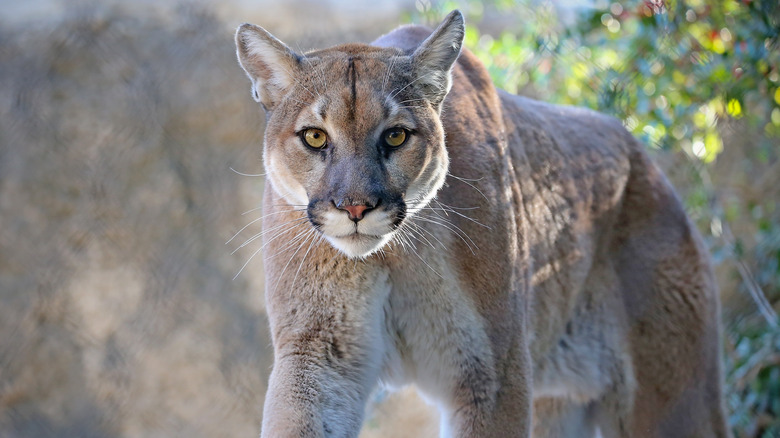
[{"left": 378, "top": 254, "right": 494, "bottom": 408}]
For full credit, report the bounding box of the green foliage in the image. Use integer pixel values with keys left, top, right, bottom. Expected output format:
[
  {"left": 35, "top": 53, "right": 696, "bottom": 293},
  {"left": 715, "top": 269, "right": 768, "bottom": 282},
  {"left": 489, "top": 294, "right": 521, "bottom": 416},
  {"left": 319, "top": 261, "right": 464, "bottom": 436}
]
[
  {"left": 726, "top": 320, "right": 780, "bottom": 437},
  {"left": 726, "top": 207, "right": 780, "bottom": 437},
  {"left": 419, "top": 0, "right": 779, "bottom": 156},
  {"left": 413, "top": 0, "right": 780, "bottom": 435}
]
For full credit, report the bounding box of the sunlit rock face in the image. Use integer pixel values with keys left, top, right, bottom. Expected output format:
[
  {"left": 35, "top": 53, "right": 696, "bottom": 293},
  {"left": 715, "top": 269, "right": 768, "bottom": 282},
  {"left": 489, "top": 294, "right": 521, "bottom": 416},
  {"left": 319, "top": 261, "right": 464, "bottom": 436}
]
[{"left": 0, "top": 11, "right": 269, "bottom": 437}]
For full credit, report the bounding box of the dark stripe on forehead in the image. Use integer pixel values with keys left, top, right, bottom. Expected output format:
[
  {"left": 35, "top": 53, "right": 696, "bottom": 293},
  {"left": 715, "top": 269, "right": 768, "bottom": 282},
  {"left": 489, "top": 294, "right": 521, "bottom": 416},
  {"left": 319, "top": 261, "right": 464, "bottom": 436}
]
[{"left": 347, "top": 56, "right": 357, "bottom": 120}]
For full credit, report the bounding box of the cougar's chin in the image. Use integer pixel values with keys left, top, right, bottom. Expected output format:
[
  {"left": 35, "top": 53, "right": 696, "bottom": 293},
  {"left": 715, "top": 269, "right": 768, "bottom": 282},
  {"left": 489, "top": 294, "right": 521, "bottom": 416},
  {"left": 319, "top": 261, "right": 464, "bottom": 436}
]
[{"left": 325, "top": 232, "right": 394, "bottom": 259}]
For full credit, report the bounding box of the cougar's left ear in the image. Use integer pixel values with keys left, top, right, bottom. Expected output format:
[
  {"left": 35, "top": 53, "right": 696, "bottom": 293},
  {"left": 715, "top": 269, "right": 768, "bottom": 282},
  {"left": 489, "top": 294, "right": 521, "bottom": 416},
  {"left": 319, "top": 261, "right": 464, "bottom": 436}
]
[
  {"left": 235, "top": 23, "right": 301, "bottom": 110},
  {"left": 411, "top": 10, "right": 465, "bottom": 110}
]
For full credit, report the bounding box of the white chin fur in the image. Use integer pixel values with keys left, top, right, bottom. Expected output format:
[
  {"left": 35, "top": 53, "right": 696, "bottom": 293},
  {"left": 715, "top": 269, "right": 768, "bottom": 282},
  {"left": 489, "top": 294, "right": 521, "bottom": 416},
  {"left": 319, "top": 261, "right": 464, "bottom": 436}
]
[{"left": 325, "top": 233, "right": 393, "bottom": 259}]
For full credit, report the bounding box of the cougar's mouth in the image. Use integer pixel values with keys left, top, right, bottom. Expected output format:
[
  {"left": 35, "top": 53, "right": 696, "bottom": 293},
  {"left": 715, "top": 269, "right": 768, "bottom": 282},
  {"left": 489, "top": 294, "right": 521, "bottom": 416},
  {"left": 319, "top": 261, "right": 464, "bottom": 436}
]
[
  {"left": 324, "top": 232, "right": 394, "bottom": 258},
  {"left": 305, "top": 197, "right": 407, "bottom": 258},
  {"left": 311, "top": 213, "right": 399, "bottom": 258},
  {"left": 332, "top": 231, "right": 386, "bottom": 239}
]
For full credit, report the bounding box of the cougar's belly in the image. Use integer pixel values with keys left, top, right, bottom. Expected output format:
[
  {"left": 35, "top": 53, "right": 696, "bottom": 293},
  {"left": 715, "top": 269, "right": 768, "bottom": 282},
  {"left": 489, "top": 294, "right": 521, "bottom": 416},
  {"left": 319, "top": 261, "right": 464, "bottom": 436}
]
[{"left": 530, "top": 252, "right": 634, "bottom": 404}]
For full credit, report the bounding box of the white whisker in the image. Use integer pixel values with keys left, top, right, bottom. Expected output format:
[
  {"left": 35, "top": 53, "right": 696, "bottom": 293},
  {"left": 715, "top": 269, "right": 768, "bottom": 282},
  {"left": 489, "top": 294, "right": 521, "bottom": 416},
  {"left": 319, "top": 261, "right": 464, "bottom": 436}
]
[
  {"left": 407, "top": 220, "right": 447, "bottom": 250},
  {"left": 397, "top": 227, "right": 443, "bottom": 279},
  {"left": 275, "top": 228, "right": 318, "bottom": 293},
  {"left": 277, "top": 63, "right": 318, "bottom": 99},
  {"left": 241, "top": 205, "right": 304, "bottom": 217},
  {"left": 387, "top": 71, "right": 437, "bottom": 102},
  {"left": 382, "top": 56, "right": 398, "bottom": 95},
  {"left": 413, "top": 214, "right": 478, "bottom": 254},
  {"left": 297, "top": 46, "right": 327, "bottom": 94},
  {"left": 406, "top": 222, "right": 437, "bottom": 250},
  {"left": 447, "top": 173, "right": 490, "bottom": 202},
  {"left": 230, "top": 166, "right": 266, "bottom": 177},
  {"left": 233, "top": 223, "right": 302, "bottom": 281},
  {"left": 432, "top": 199, "right": 481, "bottom": 211},
  {"left": 262, "top": 227, "right": 317, "bottom": 262},
  {"left": 414, "top": 204, "right": 491, "bottom": 230},
  {"left": 447, "top": 173, "right": 485, "bottom": 182},
  {"left": 290, "top": 231, "right": 321, "bottom": 291},
  {"left": 232, "top": 217, "right": 309, "bottom": 255},
  {"left": 228, "top": 215, "right": 307, "bottom": 247},
  {"left": 241, "top": 206, "right": 264, "bottom": 216}
]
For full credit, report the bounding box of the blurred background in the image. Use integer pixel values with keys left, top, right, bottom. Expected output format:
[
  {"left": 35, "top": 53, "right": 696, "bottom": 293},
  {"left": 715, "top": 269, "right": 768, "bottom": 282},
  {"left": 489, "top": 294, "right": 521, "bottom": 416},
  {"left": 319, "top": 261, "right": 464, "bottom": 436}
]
[{"left": 0, "top": 0, "right": 777, "bottom": 437}]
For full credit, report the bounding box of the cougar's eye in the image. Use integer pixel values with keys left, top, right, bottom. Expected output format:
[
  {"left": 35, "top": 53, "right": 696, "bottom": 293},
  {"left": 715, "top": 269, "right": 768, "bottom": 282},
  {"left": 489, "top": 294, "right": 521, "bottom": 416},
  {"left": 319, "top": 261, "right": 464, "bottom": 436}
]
[
  {"left": 301, "top": 128, "right": 328, "bottom": 149},
  {"left": 383, "top": 127, "right": 408, "bottom": 148}
]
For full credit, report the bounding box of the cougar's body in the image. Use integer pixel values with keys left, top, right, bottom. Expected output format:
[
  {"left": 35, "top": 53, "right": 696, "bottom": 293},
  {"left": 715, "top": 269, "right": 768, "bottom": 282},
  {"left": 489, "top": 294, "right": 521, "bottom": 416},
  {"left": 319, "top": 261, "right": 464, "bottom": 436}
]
[{"left": 235, "top": 11, "right": 729, "bottom": 437}]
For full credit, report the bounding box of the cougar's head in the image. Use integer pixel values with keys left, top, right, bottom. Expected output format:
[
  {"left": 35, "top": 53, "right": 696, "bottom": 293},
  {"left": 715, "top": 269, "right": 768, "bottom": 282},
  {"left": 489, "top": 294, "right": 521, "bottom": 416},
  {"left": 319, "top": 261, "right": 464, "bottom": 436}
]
[{"left": 236, "top": 11, "right": 464, "bottom": 258}]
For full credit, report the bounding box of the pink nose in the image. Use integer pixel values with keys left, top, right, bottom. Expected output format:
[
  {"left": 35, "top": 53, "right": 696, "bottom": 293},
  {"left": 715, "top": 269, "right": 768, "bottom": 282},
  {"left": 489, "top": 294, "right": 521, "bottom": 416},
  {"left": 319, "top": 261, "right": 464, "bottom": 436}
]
[{"left": 344, "top": 205, "right": 368, "bottom": 221}]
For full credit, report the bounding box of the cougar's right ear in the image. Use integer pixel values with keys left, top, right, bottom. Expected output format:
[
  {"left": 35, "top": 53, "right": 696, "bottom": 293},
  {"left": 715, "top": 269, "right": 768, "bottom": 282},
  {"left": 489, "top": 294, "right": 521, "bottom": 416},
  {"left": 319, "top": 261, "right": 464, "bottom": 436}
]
[
  {"left": 235, "top": 24, "right": 300, "bottom": 110},
  {"left": 411, "top": 10, "right": 465, "bottom": 110}
]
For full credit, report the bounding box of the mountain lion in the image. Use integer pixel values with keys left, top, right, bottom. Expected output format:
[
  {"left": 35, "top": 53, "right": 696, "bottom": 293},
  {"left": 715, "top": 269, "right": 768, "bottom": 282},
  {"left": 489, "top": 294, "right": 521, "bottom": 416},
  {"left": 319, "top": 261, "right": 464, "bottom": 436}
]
[{"left": 235, "top": 10, "right": 729, "bottom": 438}]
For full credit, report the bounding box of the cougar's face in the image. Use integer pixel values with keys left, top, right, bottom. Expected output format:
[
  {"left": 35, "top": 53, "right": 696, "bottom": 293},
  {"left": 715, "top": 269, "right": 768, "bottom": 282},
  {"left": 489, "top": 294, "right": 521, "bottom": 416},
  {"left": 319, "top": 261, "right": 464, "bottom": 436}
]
[
  {"left": 262, "top": 51, "right": 449, "bottom": 258},
  {"left": 237, "top": 16, "right": 463, "bottom": 258}
]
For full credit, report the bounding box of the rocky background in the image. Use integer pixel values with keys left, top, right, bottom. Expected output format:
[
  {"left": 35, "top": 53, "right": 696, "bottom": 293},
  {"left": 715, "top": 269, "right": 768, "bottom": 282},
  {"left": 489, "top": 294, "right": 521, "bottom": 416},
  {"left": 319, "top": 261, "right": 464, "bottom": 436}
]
[{"left": 0, "top": 3, "right": 437, "bottom": 437}]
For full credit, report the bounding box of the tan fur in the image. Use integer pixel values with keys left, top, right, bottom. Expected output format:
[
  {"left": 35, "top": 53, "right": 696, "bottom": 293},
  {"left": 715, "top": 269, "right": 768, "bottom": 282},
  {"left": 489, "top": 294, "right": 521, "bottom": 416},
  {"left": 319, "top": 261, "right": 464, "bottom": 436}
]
[{"left": 235, "top": 11, "right": 729, "bottom": 438}]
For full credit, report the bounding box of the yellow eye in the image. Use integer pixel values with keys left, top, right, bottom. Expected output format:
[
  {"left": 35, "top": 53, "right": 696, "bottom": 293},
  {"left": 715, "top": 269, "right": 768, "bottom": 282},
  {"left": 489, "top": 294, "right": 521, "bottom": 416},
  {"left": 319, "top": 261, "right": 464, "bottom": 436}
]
[
  {"left": 302, "top": 128, "right": 328, "bottom": 149},
  {"left": 383, "top": 128, "right": 407, "bottom": 147}
]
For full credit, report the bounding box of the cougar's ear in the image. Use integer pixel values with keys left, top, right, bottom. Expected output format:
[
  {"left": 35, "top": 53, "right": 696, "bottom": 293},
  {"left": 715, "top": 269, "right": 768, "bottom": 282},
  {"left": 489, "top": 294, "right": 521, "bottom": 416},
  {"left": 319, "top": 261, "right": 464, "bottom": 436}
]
[
  {"left": 235, "top": 24, "right": 301, "bottom": 110},
  {"left": 411, "top": 10, "right": 465, "bottom": 110}
]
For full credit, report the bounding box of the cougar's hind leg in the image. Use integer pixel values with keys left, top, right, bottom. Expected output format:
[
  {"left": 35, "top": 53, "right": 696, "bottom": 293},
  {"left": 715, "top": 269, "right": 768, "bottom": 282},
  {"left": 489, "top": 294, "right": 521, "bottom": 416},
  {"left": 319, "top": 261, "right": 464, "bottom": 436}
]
[
  {"left": 616, "top": 229, "right": 730, "bottom": 437},
  {"left": 610, "top": 140, "right": 730, "bottom": 437}
]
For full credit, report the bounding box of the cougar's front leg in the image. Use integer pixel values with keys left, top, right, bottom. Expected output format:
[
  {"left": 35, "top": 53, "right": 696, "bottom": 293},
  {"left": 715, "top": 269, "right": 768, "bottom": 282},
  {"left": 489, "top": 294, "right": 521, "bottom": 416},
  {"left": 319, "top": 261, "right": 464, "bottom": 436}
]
[
  {"left": 260, "top": 249, "right": 390, "bottom": 438},
  {"left": 445, "top": 334, "right": 533, "bottom": 438}
]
